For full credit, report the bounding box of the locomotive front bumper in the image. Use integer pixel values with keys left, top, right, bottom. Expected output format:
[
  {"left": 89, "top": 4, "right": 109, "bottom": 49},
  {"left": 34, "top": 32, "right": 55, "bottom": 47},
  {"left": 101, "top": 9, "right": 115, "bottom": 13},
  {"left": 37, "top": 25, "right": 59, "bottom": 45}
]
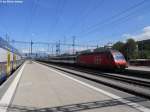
[{"left": 115, "top": 61, "right": 128, "bottom": 69}]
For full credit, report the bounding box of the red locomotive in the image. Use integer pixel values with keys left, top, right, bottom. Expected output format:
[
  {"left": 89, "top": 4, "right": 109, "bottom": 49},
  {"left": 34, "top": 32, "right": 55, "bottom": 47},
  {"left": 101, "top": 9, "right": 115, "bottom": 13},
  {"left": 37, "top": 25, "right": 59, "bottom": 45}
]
[
  {"left": 48, "top": 49, "right": 127, "bottom": 69},
  {"left": 77, "top": 50, "right": 127, "bottom": 69}
]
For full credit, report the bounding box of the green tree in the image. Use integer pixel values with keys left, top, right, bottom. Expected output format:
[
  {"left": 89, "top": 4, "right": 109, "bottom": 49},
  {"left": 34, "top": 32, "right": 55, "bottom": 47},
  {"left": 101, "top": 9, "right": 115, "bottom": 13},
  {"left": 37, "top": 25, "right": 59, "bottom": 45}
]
[
  {"left": 124, "top": 38, "right": 137, "bottom": 60},
  {"left": 112, "top": 41, "right": 124, "bottom": 52}
]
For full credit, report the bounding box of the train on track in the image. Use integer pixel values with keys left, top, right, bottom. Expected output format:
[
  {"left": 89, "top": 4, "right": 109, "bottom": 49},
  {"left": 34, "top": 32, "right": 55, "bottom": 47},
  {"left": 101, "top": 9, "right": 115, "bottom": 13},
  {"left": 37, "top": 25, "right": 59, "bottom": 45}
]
[
  {"left": 42, "top": 49, "right": 128, "bottom": 69},
  {"left": 0, "top": 37, "right": 23, "bottom": 84}
]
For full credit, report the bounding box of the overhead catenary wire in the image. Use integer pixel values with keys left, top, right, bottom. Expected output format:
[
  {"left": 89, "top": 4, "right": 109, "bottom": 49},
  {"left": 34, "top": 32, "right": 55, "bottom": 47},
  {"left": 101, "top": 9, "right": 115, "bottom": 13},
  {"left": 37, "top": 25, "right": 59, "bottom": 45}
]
[
  {"left": 65, "top": 0, "right": 149, "bottom": 48},
  {"left": 67, "top": 0, "right": 104, "bottom": 36},
  {"left": 60, "top": 0, "right": 104, "bottom": 49},
  {"left": 49, "top": 0, "right": 66, "bottom": 35},
  {"left": 104, "top": 4, "right": 150, "bottom": 38},
  {"left": 22, "top": 0, "right": 39, "bottom": 40},
  {"left": 79, "top": 1, "right": 150, "bottom": 38},
  {"left": 76, "top": 0, "right": 148, "bottom": 36}
]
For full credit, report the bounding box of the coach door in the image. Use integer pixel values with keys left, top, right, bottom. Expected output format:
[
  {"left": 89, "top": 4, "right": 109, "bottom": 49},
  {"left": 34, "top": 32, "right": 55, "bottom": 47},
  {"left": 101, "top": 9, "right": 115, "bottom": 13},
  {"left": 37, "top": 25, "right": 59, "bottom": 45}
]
[
  {"left": 6, "top": 51, "right": 11, "bottom": 76},
  {"left": 13, "top": 54, "right": 16, "bottom": 70}
]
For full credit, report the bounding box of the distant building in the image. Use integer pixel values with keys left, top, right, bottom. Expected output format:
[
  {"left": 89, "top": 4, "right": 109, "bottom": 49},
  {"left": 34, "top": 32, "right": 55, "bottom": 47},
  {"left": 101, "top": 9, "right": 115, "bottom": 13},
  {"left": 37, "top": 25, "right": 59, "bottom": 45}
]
[
  {"left": 137, "top": 39, "right": 150, "bottom": 51},
  {"left": 137, "top": 39, "right": 150, "bottom": 59}
]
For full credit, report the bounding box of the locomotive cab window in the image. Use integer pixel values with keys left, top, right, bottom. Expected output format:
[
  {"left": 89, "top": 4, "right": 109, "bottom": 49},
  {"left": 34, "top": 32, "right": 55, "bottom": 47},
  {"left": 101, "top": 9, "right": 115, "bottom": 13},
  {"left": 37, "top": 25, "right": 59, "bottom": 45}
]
[{"left": 114, "top": 53, "right": 125, "bottom": 60}]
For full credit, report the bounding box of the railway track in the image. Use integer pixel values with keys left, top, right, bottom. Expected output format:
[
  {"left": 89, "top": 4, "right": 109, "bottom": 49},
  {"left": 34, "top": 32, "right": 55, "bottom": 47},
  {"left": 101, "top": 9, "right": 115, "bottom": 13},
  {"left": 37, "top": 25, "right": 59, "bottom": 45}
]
[
  {"left": 43, "top": 63, "right": 150, "bottom": 86},
  {"left": 67, "top": 65, "right": 150, "bottom": 79},
  {"left": 56, "top": 64, "right": 150, "bottom": 88},
  {"left": 38, "top": 60, "right": 150, "bottom": 79},
  {"left": 58, "top": 67, "right": 150, "bottom": 89},
  {"left": 38, "top": 61, "right": 150, "bottom": 99}
]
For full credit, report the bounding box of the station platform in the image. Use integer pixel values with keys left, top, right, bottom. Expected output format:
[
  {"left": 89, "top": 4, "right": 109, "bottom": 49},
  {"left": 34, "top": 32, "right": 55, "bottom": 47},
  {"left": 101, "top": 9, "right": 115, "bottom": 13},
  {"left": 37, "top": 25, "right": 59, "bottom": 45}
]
[
  {"left": 0, "top": 61, "right": 150, "bottom": 112},
  {"left": 127, "top": 66, "right": 150, "bottom": 72}
]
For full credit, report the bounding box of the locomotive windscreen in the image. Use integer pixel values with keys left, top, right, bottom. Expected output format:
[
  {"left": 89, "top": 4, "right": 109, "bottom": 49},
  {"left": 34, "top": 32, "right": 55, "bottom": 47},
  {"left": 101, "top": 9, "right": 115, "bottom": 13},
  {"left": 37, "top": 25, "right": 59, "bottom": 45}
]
[{"left": 113, "top": 52, "right": 125, "bottom": 60}]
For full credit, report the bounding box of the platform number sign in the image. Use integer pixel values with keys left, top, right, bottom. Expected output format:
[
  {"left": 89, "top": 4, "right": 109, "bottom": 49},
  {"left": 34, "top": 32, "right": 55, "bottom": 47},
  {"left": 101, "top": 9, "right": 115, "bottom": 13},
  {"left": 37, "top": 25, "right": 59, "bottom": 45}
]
[{"left": 95, "top": 56, "right": 101, "bottom": 64}]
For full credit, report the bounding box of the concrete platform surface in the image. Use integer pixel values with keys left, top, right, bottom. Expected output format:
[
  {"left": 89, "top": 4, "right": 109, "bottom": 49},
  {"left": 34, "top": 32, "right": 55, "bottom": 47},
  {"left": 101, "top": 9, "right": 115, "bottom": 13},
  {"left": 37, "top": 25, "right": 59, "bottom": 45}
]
[
  {"left": 0, "top": 61, "right": 148, "bottom": 112},
  {"left": 127, "top": 66, "right": 150, "bottom": 72}
]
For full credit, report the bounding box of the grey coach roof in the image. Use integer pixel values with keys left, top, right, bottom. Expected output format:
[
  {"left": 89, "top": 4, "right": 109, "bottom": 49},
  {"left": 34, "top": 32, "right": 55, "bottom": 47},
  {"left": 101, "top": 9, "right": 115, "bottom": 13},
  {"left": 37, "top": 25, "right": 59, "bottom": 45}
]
[{"left": 0, "top": 37, "right": 20, "bottom": 55}]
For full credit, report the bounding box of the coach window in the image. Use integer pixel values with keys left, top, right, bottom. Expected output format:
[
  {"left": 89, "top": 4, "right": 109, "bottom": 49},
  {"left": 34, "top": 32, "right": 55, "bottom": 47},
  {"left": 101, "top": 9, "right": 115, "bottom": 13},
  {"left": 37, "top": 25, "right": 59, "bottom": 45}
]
[{"left": 95, "top": 56, "right": 101, "bottom": 64}]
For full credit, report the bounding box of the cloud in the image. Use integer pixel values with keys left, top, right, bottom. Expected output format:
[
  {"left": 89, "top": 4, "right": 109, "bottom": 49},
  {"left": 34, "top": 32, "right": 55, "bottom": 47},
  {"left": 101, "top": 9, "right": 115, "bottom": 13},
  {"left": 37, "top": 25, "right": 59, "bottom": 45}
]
[{"left": 123, "top": 26, "right": 150, "bottom": 41}]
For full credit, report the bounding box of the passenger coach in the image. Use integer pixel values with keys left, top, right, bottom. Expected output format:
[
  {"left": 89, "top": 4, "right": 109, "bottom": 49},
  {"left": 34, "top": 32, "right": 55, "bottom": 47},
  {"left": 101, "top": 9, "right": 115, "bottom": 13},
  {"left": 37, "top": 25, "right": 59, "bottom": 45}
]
[
  {"left": 0, "top": 38, "right": 23, "bottom": 84},
  {"left": 47, "top": 49, "right": 127, "bottom": 70}
]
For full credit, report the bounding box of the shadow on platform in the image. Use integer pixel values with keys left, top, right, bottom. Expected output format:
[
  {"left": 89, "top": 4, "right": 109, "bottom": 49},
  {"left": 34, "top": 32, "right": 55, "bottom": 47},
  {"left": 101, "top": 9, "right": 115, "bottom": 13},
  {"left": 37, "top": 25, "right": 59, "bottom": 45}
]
[{"left": 1, "top": 96, "right": 148, "bottom": 112}]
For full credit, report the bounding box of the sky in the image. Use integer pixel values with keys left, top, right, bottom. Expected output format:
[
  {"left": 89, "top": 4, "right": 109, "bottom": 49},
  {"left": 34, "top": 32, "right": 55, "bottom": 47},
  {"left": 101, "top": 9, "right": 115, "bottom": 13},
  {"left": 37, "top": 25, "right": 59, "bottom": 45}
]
[{"left": 0, "top": 0, "right": 150, "bottom": 53}]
